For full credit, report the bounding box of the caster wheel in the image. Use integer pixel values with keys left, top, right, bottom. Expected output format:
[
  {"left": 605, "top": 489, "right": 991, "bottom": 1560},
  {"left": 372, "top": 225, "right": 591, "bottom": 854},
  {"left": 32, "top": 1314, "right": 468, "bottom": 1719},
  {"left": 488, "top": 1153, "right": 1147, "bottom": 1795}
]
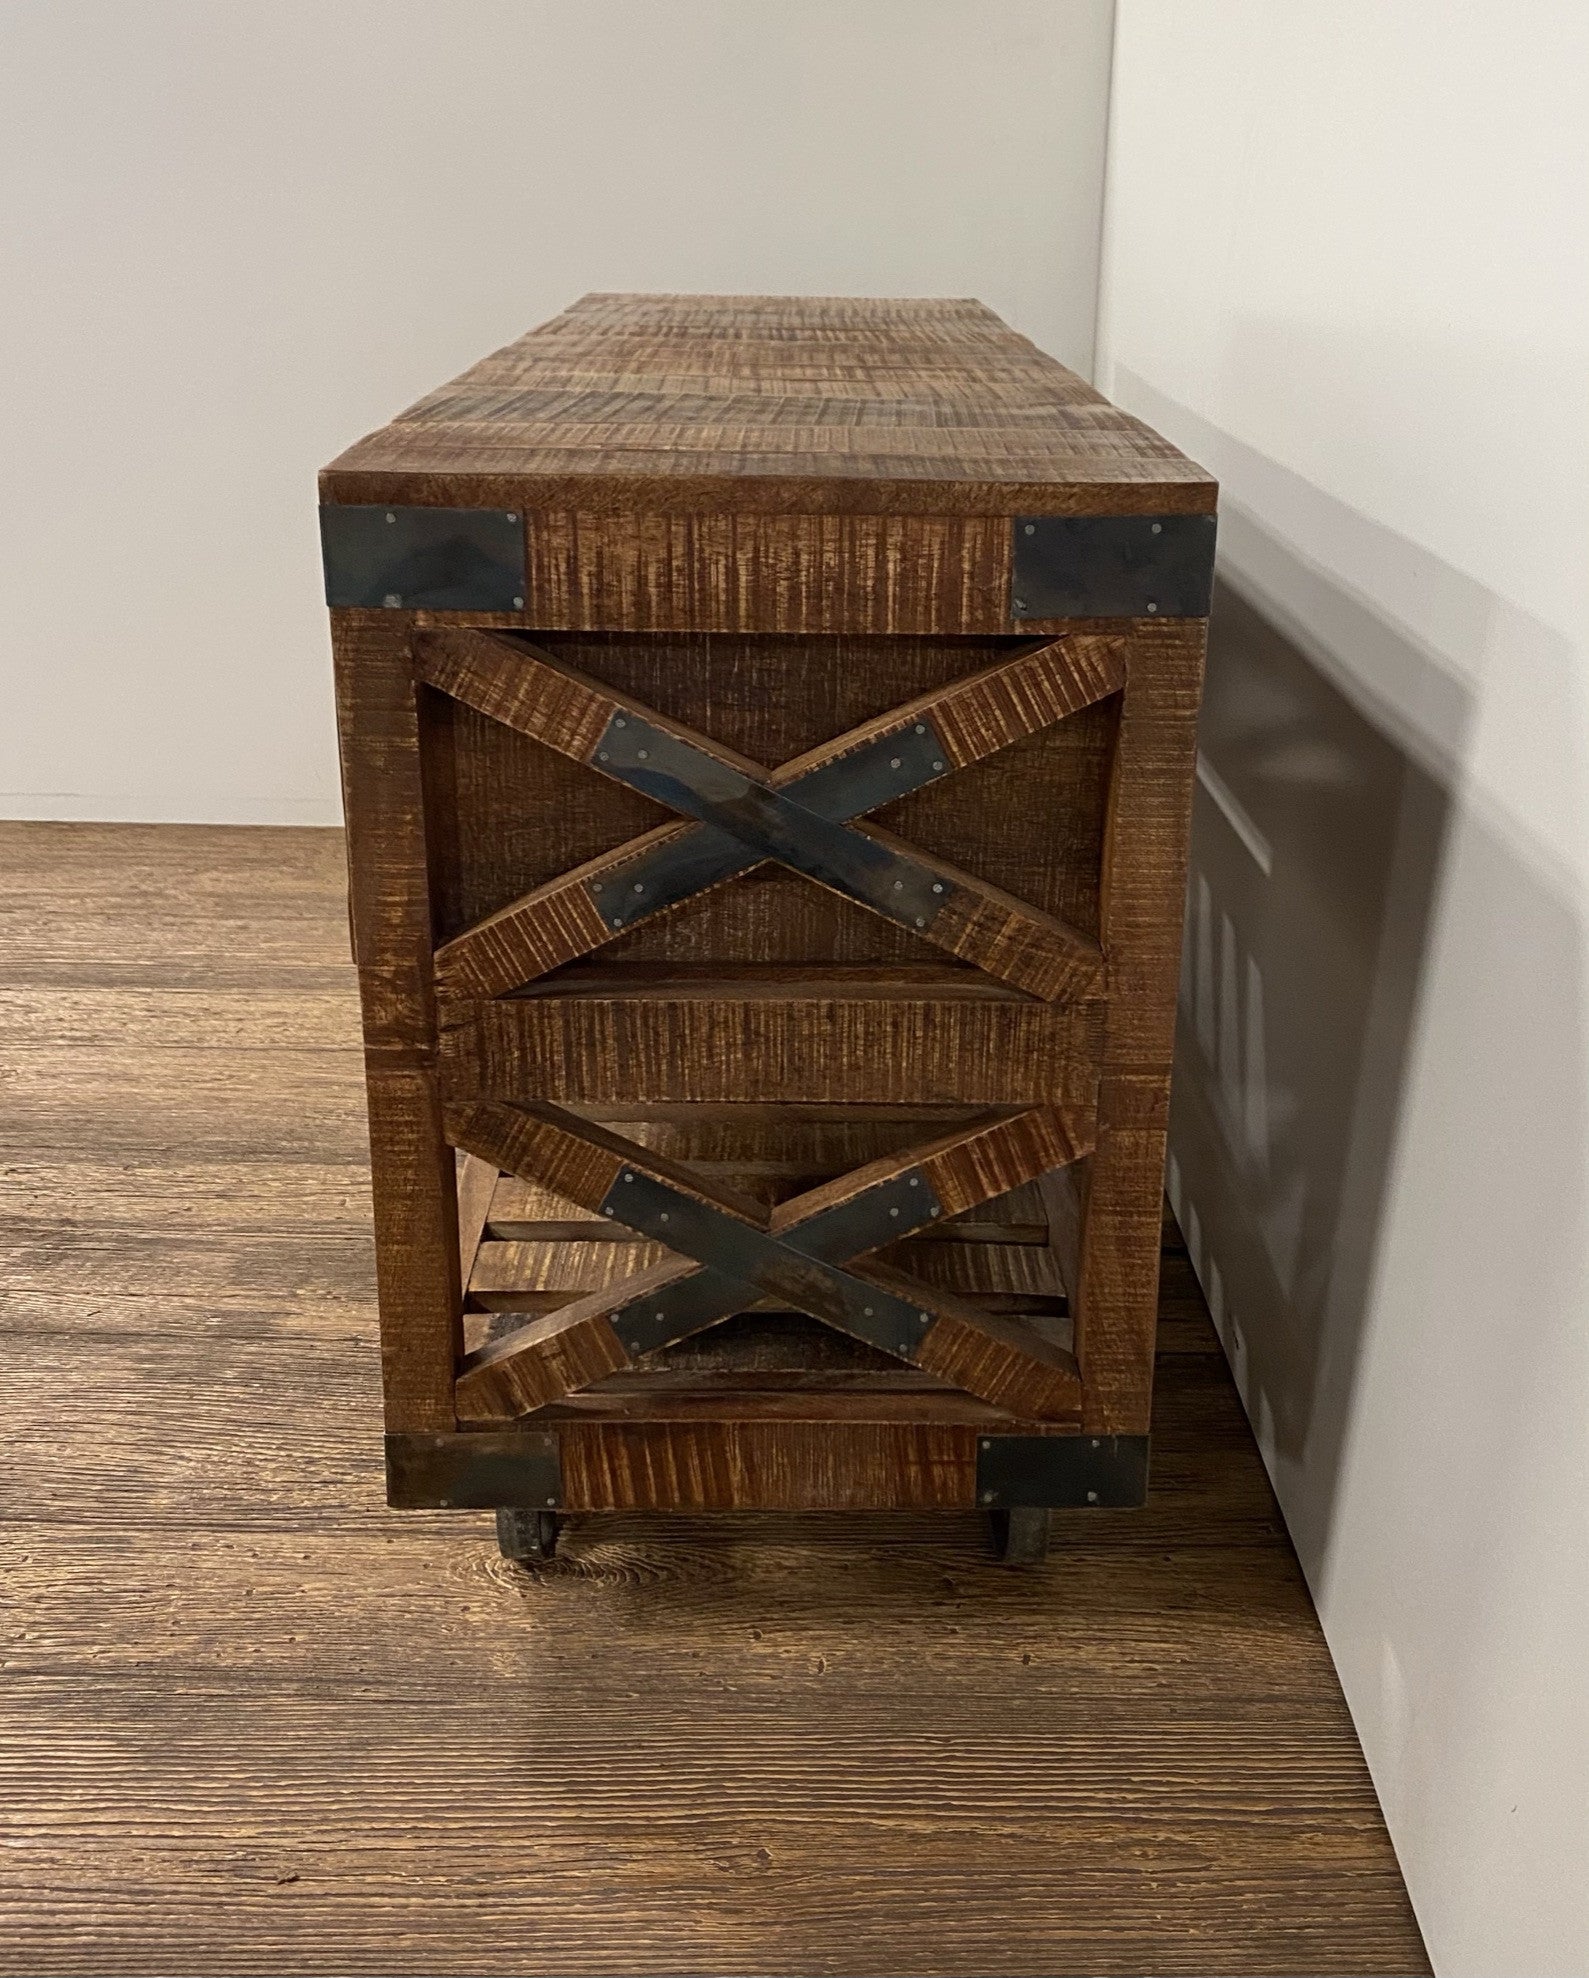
[
  {"left": 496, "top": 1506, "right": 561, "bottom": 1562},
  {"left": 989, "top": 1507, "right": 1050, "bottom": 1565}
]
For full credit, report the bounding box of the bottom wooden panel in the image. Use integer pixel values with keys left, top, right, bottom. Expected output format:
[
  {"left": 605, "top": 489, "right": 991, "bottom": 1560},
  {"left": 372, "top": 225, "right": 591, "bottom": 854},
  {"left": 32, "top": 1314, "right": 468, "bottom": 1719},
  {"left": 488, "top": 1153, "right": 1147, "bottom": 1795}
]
[
  {"left": 387, "top": 1416, "right": 1146, "bottom": 1514},
  {"left": 558, "top": 1419, "right": 975, "bottom": 1511}
]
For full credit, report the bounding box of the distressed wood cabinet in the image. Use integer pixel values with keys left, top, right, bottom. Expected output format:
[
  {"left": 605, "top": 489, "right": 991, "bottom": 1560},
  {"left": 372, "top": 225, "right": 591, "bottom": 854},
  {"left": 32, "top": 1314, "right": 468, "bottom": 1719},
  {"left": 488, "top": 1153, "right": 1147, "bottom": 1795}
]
[{"left": 320, "top": 294, "right": 1215, "bottom": 1562}]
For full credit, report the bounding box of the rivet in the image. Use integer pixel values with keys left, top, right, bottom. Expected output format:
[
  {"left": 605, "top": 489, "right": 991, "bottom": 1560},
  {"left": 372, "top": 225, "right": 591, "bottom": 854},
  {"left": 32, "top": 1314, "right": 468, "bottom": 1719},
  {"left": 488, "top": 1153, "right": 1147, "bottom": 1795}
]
[
  {"left": 632, "top": 882, "right": 644, "bottom": 894},
  {"left": 914, "top": 916, "right": 926, "bottom": 927},
  {"left": 654, "top": 1309, "right": 665, "bottom": 1320},
  {"left": 980, "top": 1439, "right": 992, "bottom": 1450},
  {"left": 862, "top": 1306, "right": 874, "bottom": 1318},
  {"left": 931, "top": 760, "right": 944, "bottom": 772},
  {"left": 889, "top": 1206, "right": 900, "bottom": 1218},
  {"left": 512, "top": 595, "right": 524, "bottom": 609},
  {"left": 383, "top": 592, "right": 402, "bottom": 607},
  {"left": 1147, "top": 601, "right": 1159, "bottom": 613},
  {"left": 928, "top": 1206, "right": 939, "bottom": 1216},
  {"left": 614, "top": 717, "right": 626, "bottom": 728},
  {"left": 892, "top": 879, "right": 904, "bottom": 892},
  {"left": 592, "top": 883, "right": 603, "bottom": 894},
  {"left": 1151, "top": 522, "right": 1162, "bottom": 535},
  {"left": 385, "top": 512, "right": 396, "bottom": 524},
  {"left": 890, "top": 757, "right": 902, "bottom": 770},
  {"left": 1013, "top": 597, "right": 1027, "bottom": 612},
  {"left": 1086, "top": 1490, "right": 1099, "bottom": 1504},
  {"left": 597, "top": 750, "right": 609, "bottom": 761},
  {"left": 637, "top": 749, "right": 649, "bottom": 760},
  {"left": 506, "top": 511, "right": 519, "bottom": 522},
  {"left": 981, "top": 1490, "right": 995, "bottom": 1504},
  {"left": 659, "top": 1211, "right": 669, "bottom": 1223},
  {"left": 609, "top": 916, "right": 623, "bottom": 928},
  {"left": 908, "top": 1176, "right": 919, "bottom": 1187},
  {"left": 919, "top": 1312, "right": 931, "bottom": 1324},
  {"left": 545, "top": 1496, "right": 557, "bottom": 1508},
  {"left": 1023, "top": 523, "right": 1035, "bottom": 536},
  {"left": 1091, "top": 1438, "right": 1100, "bottom": 1448},
  {"left": 915, "top": 723, "right": 927, "bottom": 735},
  {"left": 931, "top": 882, "right": 944, "bottom": 895},
  {"left": 622, "top": 1171, "right": 634, "bottom": 1182},
  {"left": 602, "top": 1207, "right": 614, "bottom": 1217}
]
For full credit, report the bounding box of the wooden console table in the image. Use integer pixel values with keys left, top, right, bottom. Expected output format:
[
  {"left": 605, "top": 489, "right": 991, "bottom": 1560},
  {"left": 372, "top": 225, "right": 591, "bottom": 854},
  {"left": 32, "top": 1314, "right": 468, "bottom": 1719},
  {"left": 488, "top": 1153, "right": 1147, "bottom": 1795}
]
[{"left": 320, "top": 294, "right": 1215, "bottom": 1563}]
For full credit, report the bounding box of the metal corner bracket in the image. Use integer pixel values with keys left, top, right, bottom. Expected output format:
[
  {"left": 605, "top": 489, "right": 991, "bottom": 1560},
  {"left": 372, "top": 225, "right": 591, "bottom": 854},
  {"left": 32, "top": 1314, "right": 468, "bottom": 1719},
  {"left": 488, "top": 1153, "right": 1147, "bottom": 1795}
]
[
  {"left": 975, "top": 1432, "right": 1149, "bottom": 1508},
  {"left": 385, "top": 1430, "right": 561, "bottom": 1510},
  {"left": 1011, "top": 514, "right": 1216, "bottom": 620},
  {"left": 320, "top": 504, "right": 527, "bottom": 612}
]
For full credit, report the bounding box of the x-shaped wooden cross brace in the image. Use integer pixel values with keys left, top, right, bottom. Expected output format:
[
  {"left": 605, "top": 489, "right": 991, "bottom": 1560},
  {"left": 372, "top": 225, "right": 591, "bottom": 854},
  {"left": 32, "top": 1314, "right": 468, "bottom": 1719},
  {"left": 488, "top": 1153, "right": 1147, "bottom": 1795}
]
[
  {"left": 448, "top": 1100, "right": 1091, "bottom": 1424},
  {"left": 417, "top": 628, "right": 1125, "bottom": 1002}
]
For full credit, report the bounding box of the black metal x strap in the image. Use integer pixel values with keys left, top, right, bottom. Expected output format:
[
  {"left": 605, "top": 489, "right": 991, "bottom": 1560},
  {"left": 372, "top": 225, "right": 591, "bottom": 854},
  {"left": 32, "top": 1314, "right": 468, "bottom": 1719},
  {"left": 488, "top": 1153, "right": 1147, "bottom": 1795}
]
[
  {"left": 589, "top": 709, "right": 953, "bottom": 934},
  {"left": 598, "top": 1157, "right": 945, "bottom": 1360}
]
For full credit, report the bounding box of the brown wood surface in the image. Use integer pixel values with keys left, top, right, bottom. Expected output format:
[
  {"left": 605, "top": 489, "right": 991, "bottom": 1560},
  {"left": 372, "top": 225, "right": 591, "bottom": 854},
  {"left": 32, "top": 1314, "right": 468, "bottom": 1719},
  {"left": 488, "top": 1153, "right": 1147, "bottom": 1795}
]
[
  {"left": 454, "top": 1151, "right": 497, "bottom": 1280},
  {"left": 332, "top": 611, "right": 461, "bottom": 1433},
  {"left": 1070, "top": 619, "right": 1208, "bottom": 1433},
  {"left": 0, "top": 822, "right": 1427, "bottom": 1977},
  {"left": 450, "top": 974, "right": 1104, "bottom": 1107},
  {"left": 321, "top": 293, "right": 1217, "bottom": 518}
]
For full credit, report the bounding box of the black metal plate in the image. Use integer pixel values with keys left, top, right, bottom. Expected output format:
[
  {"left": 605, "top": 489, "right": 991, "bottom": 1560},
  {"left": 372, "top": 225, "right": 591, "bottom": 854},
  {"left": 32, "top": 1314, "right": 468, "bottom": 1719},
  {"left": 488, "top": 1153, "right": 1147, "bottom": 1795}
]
[
  {"left": 779, "top": 1168, "right": 943, "bottom": 1261},
  {"left": 607, "top": 1168, "right": 942, "bottom": 1358},
  {"left": 602, "top": 1169, "right": 933, "bottom": 1361},
  {"left": 976, "top": 1433, "right": 1149, "bottom": 1507},
  {"left": 610, "top": 1263, "right": 753, "bottom": 1359},
  {"left": 320, "top": 504, "right": 526, "bottom": 611},
  {"left": 1011, "top": 515, "right": 1216, "bottom": 619},
  {"left": 592, "top": 715, "right": 950, "bottom": 932},
  {"left": 591, "top": 716, "right": 952, "bottom": 933},
  {"left": 385, "top": 1430, "right": 561, "bottom": 1509}
]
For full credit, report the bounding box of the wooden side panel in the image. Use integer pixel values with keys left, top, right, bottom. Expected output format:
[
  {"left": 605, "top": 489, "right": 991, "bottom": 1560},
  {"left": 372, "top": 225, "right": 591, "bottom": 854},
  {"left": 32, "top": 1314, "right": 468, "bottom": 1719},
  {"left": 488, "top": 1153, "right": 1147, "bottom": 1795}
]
[
  {"left": 332, "top": 611, "right": 460, "bottom": 1434},
  {"left": 524, "top": 512, "right": 1011, "bottom": 636},
  {"left": 1072, "top": 620, "right": 1208, "bottom": 1432},
  {"left": 450, "top": 989, "right": 1104, "bottom": 1109},
  {"left": 557, "top": 1418, "right": 978, "bottom": 1510},
  {"left": 429, "top": 635, "right": 1118, "bottom": 962},
  {"left": 418, "top": 630, "right": 1106, "bottom": 1002}
]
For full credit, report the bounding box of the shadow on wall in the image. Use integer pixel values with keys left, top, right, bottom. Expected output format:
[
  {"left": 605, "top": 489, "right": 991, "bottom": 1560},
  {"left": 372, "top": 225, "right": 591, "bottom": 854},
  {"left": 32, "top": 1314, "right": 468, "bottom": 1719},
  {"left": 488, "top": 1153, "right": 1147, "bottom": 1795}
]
[
  {"left": 1169, "top": 566, "right": 1456, "bottom": 1577},
  {"left": 1117, "top": 383, "right": 1589, "bottom": 1599}
]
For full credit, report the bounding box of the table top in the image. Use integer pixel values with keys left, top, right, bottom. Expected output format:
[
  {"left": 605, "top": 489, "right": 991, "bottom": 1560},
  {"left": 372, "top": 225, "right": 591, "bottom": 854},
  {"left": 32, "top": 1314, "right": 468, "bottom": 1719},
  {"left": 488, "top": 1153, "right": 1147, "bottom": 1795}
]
[{"left": 320, "top": 294, "right": 1214, "bottom": 516}]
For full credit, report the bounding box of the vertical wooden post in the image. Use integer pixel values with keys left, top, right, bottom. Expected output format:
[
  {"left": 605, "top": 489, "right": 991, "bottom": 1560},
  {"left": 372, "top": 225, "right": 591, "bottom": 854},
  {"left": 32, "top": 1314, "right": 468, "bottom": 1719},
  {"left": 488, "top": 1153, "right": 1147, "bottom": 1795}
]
[
  {"left": 332, "top": 608, "right": 462, "bottom": 1435},
  {"left": 1072, "top": 619, "right": 1208, "bottom": 1435}
]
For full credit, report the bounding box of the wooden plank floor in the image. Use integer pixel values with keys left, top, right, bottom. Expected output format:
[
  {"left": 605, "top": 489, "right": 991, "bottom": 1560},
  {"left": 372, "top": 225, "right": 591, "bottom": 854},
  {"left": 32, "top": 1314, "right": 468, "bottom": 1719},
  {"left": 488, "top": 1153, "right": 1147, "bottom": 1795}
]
[{"left": 0, "top": 823, "right": 1429, "bottom": 1978}]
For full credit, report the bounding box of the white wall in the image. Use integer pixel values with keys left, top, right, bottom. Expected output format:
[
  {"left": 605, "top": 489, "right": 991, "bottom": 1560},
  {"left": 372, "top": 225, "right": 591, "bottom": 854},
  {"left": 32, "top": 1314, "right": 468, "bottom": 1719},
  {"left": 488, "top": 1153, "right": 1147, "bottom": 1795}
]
[
  {"left": 1097, "top": 5, "right": 1589, "bottom": 1972},
  {"left": 0, "top": 0, "right": 1114, "bottom": 824}
]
